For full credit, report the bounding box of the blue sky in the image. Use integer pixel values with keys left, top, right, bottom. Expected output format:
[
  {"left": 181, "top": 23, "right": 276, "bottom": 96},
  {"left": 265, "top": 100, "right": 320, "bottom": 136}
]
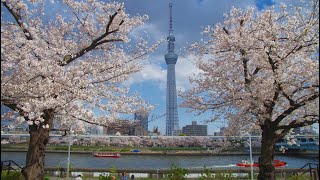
[
  {"left": 116, "top": 0, "right": 318, "bottom": 135},
  {"left": 2, "top": 0, "right": 318, "bottom": 135},
  {"left": 119, "top": 0, "right": 252, "bottom": 135},
  {"left": 110, "top": 0, "right": 281, "bottom": 135}
]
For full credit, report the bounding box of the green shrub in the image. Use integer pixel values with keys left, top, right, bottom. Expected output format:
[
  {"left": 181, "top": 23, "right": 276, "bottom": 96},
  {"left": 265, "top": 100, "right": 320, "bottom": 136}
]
[
  {"left": 99, "top": 165, "right": 117, "bottom": 180},
  {"left": 99, "top": 175, "right": 114, "bottom": 180},
  {"left": 53, "top": 146, "right": 68, "bottom": 151},
  {"left": 167, "top": 164, "right": 188, "bottom": 180},
  {"left": 213, "top": 171, "right": 238, "bottom": 180},
  {"left": 199, "top": 166, "right": 214, "bottom": 180},
  {"left": 199, "top": 167, "right": 239, "bottom": 180},
  {"left": 1, "top": 171, "right": 23, "bottom": 180},
  {"left": 287, "top": 173, "right": 311, "bottom": 180},
  {"left": 68, "top": 163, "right": 74, "bottom": 173},
  {"left": 109, "top": 165, "right": 117, "bottom": 176}
]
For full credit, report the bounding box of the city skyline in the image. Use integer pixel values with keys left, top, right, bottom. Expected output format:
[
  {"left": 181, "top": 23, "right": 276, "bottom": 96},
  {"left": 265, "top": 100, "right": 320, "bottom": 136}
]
[
  {"left": 120, "top": 0, "right": 319, "bottom": 135},
  {"left": 1, "top": 0, "right": 318, "bottom": 135},
  {"left": 1, "top": 1, "right": 318, "bottom": 179}
]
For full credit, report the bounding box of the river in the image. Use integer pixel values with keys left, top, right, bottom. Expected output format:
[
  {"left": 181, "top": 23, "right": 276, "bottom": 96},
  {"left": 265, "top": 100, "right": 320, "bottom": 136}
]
[{"left": 1, "top": 152, "right": 318, "bottom": 170}]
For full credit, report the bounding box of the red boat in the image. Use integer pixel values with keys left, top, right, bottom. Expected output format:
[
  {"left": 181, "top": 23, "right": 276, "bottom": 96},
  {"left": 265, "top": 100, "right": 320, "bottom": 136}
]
[
  {"left": 236, "top": 159, "right": 287, "bottom": 167},
  {"left": 92, "top": 152, "right": 121, "bottom": 158}
]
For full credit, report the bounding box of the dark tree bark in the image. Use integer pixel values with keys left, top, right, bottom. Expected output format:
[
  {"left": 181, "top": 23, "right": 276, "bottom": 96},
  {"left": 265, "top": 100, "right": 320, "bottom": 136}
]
[
  {"left": 257, "top": 121, "right": 278, "bottom": 180},
  {"left": 21, "top": 109, "right": 54, "bottom": 180}
]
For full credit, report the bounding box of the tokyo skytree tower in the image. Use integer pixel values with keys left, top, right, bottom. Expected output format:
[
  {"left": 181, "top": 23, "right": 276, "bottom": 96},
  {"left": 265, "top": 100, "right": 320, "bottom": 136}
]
[{"left": 165, "top": 3, "right": 179, "bottom": 136}]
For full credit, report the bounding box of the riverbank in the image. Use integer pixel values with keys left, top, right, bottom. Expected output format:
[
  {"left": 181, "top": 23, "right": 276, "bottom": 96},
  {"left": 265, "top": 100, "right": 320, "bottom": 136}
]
[
  {"left": 5, "top": 168, "right": 312, "bottom": 180},
  {"left": 42, "top": 167, "right": 313, "bottom": 180},
  {"left": 2, "top": 143, "right": 319, "bottom": 156},
  {"left": 2, "top": 150, "right": 318, "bottom": 179},
  {"left": 1, "top": 148, "right": 318, "bottom": 156}
]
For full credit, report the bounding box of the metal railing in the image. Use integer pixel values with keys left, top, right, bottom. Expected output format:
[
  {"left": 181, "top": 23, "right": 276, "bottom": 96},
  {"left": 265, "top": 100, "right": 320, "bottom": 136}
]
[
  {"left": 1, "top": 160, "right": 23, "bottom": 175},
  {"left": 43, "top": 167, "right": 306, "bottom": 179},
  {"left": 294, "top": 163, "right": 319, "bottom": 180}
]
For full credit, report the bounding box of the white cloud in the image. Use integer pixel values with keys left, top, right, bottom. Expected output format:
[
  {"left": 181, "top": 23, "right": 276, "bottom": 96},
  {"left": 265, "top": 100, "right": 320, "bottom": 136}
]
[
  {"left": 124, "top": 56, "right": 166, "bottom": 88},
  {"left": 125, "top": 18, "right": 202, "bottom": 92},
  {"left": 129, "top": 22, "right": 165, "bottom": 44},
  {"left": 175, "top": 54, "right": 201, "bottom": 92},
  {"left": 125, "top": 53, "right": 201, "bottom": 92}
]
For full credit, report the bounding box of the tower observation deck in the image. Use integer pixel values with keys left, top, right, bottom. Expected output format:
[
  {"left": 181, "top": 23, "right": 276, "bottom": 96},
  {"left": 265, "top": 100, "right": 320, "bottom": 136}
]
[{"left": 165, "top": 3, "right": 179, "bottom": 136}]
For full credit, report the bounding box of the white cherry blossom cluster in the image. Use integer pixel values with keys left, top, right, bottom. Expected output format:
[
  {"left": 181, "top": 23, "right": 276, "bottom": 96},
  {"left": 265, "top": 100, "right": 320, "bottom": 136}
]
[
  {"left": 181, "top": 1, "right": 319, "bottom": 137},
  {"left": 45, "top": 136, "right": 242, "bottom": 150},
  {"left": 279, "top": 146, "right": 287, "bottom": 153},
  {"left": 1, "top": 0, "right": 158, "bottom": 131}
]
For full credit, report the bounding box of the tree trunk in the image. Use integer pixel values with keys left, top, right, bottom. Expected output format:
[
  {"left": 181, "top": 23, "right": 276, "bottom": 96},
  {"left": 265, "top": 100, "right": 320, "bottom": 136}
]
[
  {"left": 21, "top": 110, "right": 54, "bottom": 180},
  {"left": 257, "top": 122, "right": 277, "bottom": 180}
]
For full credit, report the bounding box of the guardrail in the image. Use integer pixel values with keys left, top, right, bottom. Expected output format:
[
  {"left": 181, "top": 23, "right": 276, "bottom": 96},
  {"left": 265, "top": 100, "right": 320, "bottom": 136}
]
[
  {"left": 43, "top": 167, "right": 314, "bottom": 179},
  {"left": 293, "top": 163, "right": 319, "bottom": 180},
  {"left": 1, "top": 160, "right": 23, "bottom": 175}
]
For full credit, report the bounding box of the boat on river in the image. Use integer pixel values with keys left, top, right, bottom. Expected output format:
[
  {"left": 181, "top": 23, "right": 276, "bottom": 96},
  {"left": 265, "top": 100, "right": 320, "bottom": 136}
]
[
  {"left": 236, "top": 159, "right": 287, "bottom": 167},
  {"left": 92, "top": 152, "right": 121, "bottom": 158}
]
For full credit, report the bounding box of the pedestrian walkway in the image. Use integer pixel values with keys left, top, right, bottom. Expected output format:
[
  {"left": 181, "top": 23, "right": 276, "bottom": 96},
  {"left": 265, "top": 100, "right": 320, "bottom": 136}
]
[{"left": 48, "top": 177, "right": 97, "bottom": 180}]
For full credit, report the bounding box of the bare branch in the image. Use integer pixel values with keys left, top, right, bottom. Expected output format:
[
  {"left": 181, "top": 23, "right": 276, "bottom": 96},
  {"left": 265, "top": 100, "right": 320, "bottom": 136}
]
[
  {"left": 70, "top": 115, "right": 108, "bottom": 128},
  {"left": 2, "top": 2, "right": 33, "bottom": 40},
  {"left": 273, "top": 93, "right": 319, "bottom": 126},
  {"left": 277, "top": 117, "right": 319, "bottom": 130},
  {"left": 223, "top": 27, "right": 229, "bottom": 35},
  {"left": 292, "top": 84, "right": 319, "bottom": 95},
  {"left": 281, "top": 90, "right": 295, "bottom": 107},
  {"left": 60, "top": 8, "right": 125, "bottom": 66}
]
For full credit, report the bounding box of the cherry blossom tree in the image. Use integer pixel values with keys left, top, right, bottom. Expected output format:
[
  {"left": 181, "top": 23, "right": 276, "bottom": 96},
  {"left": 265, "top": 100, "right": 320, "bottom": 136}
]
[
  {"left": 130, "top": 136, "right": 143, "bottom": 147},
  {"left": 181, "top": 1, "right": 319, "bottom": 179},
  {"left": 1, "top": 0, "right": 159, "bottom": 179}
]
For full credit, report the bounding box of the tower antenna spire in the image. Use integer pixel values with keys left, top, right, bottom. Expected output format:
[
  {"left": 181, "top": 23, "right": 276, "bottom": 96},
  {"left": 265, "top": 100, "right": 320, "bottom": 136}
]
[
  {"left": 169, "top": 3, "right": 173, "bottom": 35},
  {"left": 165, "top": 3, "right": 179, "bottom": 136}
]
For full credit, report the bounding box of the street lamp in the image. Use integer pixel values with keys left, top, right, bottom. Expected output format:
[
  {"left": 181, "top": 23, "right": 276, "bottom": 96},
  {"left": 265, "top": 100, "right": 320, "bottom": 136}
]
[
  {"left": 66, "top": 129, "right": 77, "bottom": 179},
  {"left": 66, "top": 130, "right": 72, "bottom": 179},
  {"left": 243, "top": 133, "right": 254, "bottom": 180},
  {"left": 248, "top": 133, "right": 253, "bottom": 180}
]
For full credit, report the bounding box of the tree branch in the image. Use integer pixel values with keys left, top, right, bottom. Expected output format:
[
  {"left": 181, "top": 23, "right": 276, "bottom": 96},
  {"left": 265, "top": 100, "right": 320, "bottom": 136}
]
[
  {"left": 292, "top": 84, "right": 319, "bottom": 95},
  {"left": 273, "top": 93, "right": 319, "bottom": 126},
  {"left": 277, "top": 117, "right": 319, "bottom": 130},
  {"left": 70, "top": 115, "right": 108, "bottom": 128},
  {"left": 60, "top": 8, "right": 124, "bottom": 66},
  {"left": 266, "top": 47, "right": 278, "bottom": 72},
  {"left": 240, "top": 49, "right": 250, "bottom": 85},
  {"left": 2, "top": 2, "right": 33, "bottom": 40},
  {"left": 1, "top": 99, "right": 20, "bottom": 114},
  {"left": 223, "top": 27, "right": 229, "bottom": 35},
  {"left": 281, "top": 89, "right": 295, "bottom": 107},
  {"left": 281, "top": 42, "right": 318, "bottom": 61}
]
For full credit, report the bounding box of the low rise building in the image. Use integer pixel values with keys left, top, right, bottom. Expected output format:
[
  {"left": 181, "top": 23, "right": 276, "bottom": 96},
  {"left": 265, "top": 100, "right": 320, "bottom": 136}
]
[
  {"left": 182, "top": 121, "right": 207, "bottom": 136},
  {"left": 103, "top": 120, "right": 147, "bottom": 136}
]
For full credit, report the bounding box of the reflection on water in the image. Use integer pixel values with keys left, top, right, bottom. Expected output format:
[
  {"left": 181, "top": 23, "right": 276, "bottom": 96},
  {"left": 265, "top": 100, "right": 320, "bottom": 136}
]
[{"left": 1, "top": 152, "right": 318, "bottom": 169}]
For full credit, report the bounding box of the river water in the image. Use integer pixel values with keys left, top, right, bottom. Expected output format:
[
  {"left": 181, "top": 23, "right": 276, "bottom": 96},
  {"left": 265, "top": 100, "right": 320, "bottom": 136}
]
[{"left": 1, "top": 152, "right": 318, "bottom": 170}]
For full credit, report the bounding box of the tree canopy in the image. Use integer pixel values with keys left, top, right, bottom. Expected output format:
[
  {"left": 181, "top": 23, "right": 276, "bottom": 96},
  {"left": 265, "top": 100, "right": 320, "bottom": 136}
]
[
  {"left": 1, "top": 1, "right": 160, "bottom": 178},
  {"left": 181, "top": 1, "right": 319, "bottom": 136},
  {"left": 1, "top": 0, "right": 158, "bottom": 131},
  {"left": 181, "top": 2, "right": 319, "bottom": 179}
]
